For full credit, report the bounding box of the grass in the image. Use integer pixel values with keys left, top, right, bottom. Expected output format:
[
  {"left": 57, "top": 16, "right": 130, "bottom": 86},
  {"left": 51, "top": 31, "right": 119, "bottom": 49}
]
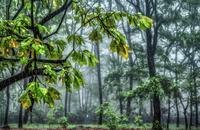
[
  {"left": 9, "top": 124, "right": 107, "bottom": 129},
  {"left": 7, "top": 123, "right": 200, "bottom": 130}
]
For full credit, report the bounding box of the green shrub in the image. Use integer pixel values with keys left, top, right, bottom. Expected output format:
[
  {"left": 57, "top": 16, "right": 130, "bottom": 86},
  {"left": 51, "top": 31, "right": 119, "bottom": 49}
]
[
  {"left": 134, "top": 115, "right": 143, "bottom": 127},
  {"left": 96, "top": 102, "right": 127, "bottom": 130},
  {"left": 58, "top": 116, "right": 69, "bottom": 128},
  {"left": 47, "top": 110, "right": 56, "bottom": 126}
]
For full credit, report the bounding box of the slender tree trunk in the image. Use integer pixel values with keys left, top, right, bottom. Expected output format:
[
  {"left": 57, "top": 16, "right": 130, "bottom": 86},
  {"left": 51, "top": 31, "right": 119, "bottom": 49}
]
[
  {"left": 189, "top": 90, "right": 193, "bottom": 130},
  {"left": 126, "top": 75, "right": 133, "bottom": 117},
  {"left": 23, "top": 76, "right": 35, "bottom": 124},
  {"left": 23, "top": 110, "right": 29, "bottom": 124},
  {"left": 95, "top": 43, "right": 103, "bottom": 125},
  {"left": 3, "top": 1, "right": 12, "bottom": 126},
  {"left": 4, "top": 65, "right": 14, "bottom": 126},
  {"left": 146, "top": 24, "right": 162, "bottom": 130},
  {"left": 116, "top": 71, "right": 123, "bottom": 115},
  {"left": 184, "top": 110, "right": 189, "bottom": 130},
  {"left": 30, "top": 112, "right": 33, "bottom": 123},
  {"left": 175, "top": 98, "right": 179, "bottom": 127},
  {"left": 68, "top": 94, "right": 71, "bottom": 113},
  {"left": 18, "top": 79, "right": 28, "bottom": 128},
  {"left": 192, "top": 63, "right": 198, "bottom": 127},
  {"left": 78, "top": 90, "right": 82, "bottom": 110},
  {"left": 194, "top": 77, "right": 198, "bottom": 127},
  {"left": 150, "top": 100, "right": 153, "bottom": 119},
  {"left": 174, "top": 45, "right": 180, "bottom": 128},
  {"left": 189, "top": 64, "right": 194, "bottom": 130},
  {"left": 180, "top": 97, "right": 189, "bottom": 130},
  {"left": 119, "top": 92, "right": 123, "bottom": 115},
  {"left": 123, "top": 24, "right": 134, "bottom": 118},
  {"left": 145, "top": 0, "right": 162, "bottom": 129},
  {"left": 166, "top": 95, "right": 171, "bottom": 130},
  {"left": 64, "top": 92, "right": 68, "bottom": 116},
  {"left": 18, "top": 105, "right": 23, "bottom": 128},
  {"left": 139, "top": 101, "right": 143, "bottom": 116},
  {"left": 3, "top": 86, "right": 10, "bottom": 126}
]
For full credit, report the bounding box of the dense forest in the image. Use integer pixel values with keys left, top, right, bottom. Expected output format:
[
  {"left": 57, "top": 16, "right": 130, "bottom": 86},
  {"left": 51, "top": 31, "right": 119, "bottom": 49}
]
[{"left": 0, "top": 0, "right": 199, "bottom": 130}]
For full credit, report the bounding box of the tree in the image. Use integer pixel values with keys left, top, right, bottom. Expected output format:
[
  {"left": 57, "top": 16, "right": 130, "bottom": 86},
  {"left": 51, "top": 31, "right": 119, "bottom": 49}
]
[{"left": 0, "top": 0, "right": 152, "bottom": 115}]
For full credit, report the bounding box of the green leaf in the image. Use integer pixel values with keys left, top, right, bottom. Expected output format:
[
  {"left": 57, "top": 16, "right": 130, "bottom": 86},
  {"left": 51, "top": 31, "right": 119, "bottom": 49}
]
[
  {"left": 89, "top": 29, "right": 102, "bottom": 43},
  {"left": 18, "top": 93, "right": 32, "bottom": 109},
  {"left": 47, "top": 87, "right": 61, "bottom": 100},
  {"left": 67, "top": 34, "right": 84, "bottom": 45},
  {"left": 20, "top": 57, "right": 29, "bottom": 64},
  {"left": 71, "top": 50, "right": 98, "bottom": 66},
  {"left": 139, "top": 16, "right": 153, "bottom": 30},
  {"left": 109, "top": 39, "right": 129, "bottom": 59}
]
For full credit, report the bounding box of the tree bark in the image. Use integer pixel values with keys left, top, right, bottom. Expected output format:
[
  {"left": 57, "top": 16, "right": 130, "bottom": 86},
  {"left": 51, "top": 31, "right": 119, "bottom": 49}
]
[
  {"left": 3, "top": 0, "right": 12, "bottom": 126},
  {"left": 144, "top": 0, "right": 162, "bottom": 129},
  {"left": 184, "top": 110, "right": 189, "bottom": 130},
  {"left": 180, "top": 97, "right": 189, "bottom": 130},
  {"left": 64, "top": 92, "right": 68, "bottom": 116},
  {"left": 95, "top": 43, "right": 103, "bottom": 125},
  {"left": 126, "top": 74, "right": 133, "bottom": 117},
  {"left": 193, "top": 62, "right": 198, "bottom": 128},
  {"left": 3, "top": 65, "right": 14, "bottom": 126},
  {"left": 18, "top": 78, "right": 29, "bottom": 128},
  {"left": 18, "top": 105, "right": 23, "bottom": 128},
  {"left": 175, "top": 98, "right": 180, "bottom": 127},
  {"left": 189, "top": 88, "right": 193, "bottom": 130},
  {"left": 23, "top": 110, "right": 29, "bottom": 124},
  {"left": 68, "top": 94, "right": 71, "bottom": 113},
  {"left": 166, "top": 95, "right": 171, "bottom": 130},
  {"left": 174, "top": 45, "right": 179, "bottom": 127},
  {"left": 3, "top": 86, "right": 10, "bottom": 126}
]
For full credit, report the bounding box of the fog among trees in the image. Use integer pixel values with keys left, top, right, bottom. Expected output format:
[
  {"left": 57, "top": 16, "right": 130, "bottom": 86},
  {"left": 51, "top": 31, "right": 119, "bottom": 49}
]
[{"left": 0, "top": 0, "right": 200, "bottom": 130}]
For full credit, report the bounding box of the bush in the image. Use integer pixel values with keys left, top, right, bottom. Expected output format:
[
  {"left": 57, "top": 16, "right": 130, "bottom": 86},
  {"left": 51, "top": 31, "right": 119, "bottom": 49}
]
[
  {"left": 96, "top": 102, "right": 127, "bottom": 130},
  {"left": 134, "top": 115, "right": 144, "bottom": 127},
  {"left": 47, "top": 110, "right": 56, "bottom": 126},
  {"left": 58, "top": 116, "right": 69, "bottom": 128}
]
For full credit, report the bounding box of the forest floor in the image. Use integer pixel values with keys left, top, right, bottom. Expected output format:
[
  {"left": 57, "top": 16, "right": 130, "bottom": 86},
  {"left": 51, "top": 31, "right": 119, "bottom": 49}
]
[{"left": 4, "top": 124, "right": 199, "bottom": 130}]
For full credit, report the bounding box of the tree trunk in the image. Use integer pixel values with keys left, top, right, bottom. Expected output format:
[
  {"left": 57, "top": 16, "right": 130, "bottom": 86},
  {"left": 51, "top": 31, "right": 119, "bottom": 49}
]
[
  {"left": 3, "top": 1, "right": 12, "bottom": 124},
  {"left": 124, "top": 24, "right": 134, "bottom": 118},
  {"left": 175, "top": 98, "right": 179, "bottom": 127},
  {"left": 146, "top": 26, "right": 161, "bottom": 130},
  {"left": 95, "top": 44, "right": 103, "bottom": 125},
  {"left": 180, "top": 97, "right": 189, "bottom": 130},
  {"left": 194, "top": 79, "right": 198, "bottom": 128},
  {"left": 145, "top": 0, "right": 162, "bottom": 129},
  {"left": 126, "top": 75, "right": 133, "bottom": 117},
  {"left": 64, "top": 92, "right": 68, "bottom": 116},
  {"left": 119, "top": 94, "right": 123, "bottom": 115},
  {"left": 189, "top": 63, "right": 194, "bottom": 130},
  {"left": 18, "top": 105, "right": 23, "bottom": 128},
  {"left": 3, "top": 86, "right": 10, "bottom": 126},
  {"left": 193, "top": 63, "right": 198, "bottom": 127},
  {"left": 3, "top": 65, "right": 14, "bottom": 126},
  {"left": 152, "top": 94, "right": 162, "bottom": 130},
  {"left": 184, "top": 110, "right": 188, "bottom": 130},
  {"left": 166, "top": 95, "right": 171, "bottom": 130},
  {"left": 18, "top": 78, "right": 29, "bottom": 128},
  {"left": 189, "top": 91, "right": 193, "bottom": 130},
  {"left": 23, "top": 110, "right": 29, "bottom": 124},
  {"left": 30, "top": 112, "right": 33, "bottom": 123},
  {"left": 117, "top": 73, "right": 123, "bottom": 115},
  {"left": 68, "top": 94, "right": 71, "bottom": 113}
]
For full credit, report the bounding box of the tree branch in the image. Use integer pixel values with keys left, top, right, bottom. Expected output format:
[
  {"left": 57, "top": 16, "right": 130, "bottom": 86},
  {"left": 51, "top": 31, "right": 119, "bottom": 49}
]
[
  {"left": 12, "top": 0, "right": 25, "bottom": 20},
  {"left": 39, "top": 0, "right": 72, "bottom": 25},
  {"left": 0, "top": 68, "right": 45, "bottom": 91},
  {"left": 43, "top": 0, "right": 69, "bottom": 40}
]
